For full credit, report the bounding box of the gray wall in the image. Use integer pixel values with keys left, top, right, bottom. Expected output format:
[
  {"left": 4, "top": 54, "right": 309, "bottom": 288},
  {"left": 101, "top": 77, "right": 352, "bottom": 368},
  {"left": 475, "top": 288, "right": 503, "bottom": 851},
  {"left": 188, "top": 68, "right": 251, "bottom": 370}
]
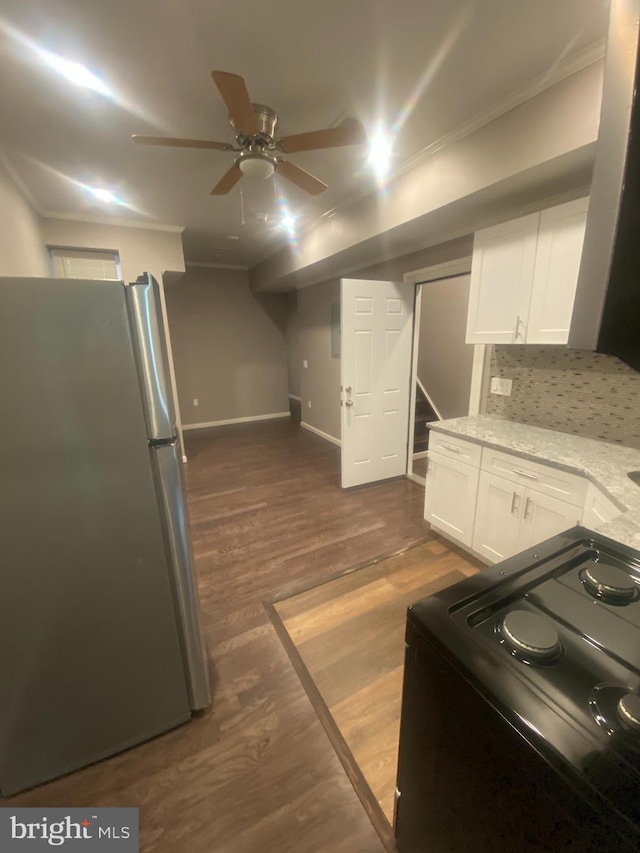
[
  {"left": 293, "top": 238, "right": 475, "bottom": 443},
  {"left": 41, "top": 216, "right": 188, "bottom": 454},
  {"left": 0, "top": 161, "right": 48, "bottom": 276},
  {"left": 354, "top": 236, "right": 473, "bottom": 281},
  {"left": 285, "top": 290, "right": 301, "bottom": 398},
  {"left": 40, "top": 218, "right": 185, "bottom": 284},
  {"left": 166, "top": 266, "right": 289, "bottom": 426},
  {"left": 417, "top": 274, "right": 474, "bottom": 419},
  {"left": 297, "top": 279, "right": 341, "bottom": 441},
  {"left": 485, "top": 346, "right": 640, "bottom": 449}
]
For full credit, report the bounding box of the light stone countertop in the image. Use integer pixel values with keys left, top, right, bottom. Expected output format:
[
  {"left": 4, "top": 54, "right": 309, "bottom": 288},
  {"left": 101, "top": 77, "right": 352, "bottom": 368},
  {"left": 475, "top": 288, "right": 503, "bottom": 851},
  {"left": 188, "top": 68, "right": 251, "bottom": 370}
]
[{"left": 428, "top": 414, "right": 640, "bottom": 551}]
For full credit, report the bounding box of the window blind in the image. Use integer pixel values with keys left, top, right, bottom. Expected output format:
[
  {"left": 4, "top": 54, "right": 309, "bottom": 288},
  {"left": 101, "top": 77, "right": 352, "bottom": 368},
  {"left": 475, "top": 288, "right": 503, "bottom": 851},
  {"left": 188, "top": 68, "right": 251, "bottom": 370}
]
[{"left": 50, "top": 249, "right": 120, "bottom": 281}]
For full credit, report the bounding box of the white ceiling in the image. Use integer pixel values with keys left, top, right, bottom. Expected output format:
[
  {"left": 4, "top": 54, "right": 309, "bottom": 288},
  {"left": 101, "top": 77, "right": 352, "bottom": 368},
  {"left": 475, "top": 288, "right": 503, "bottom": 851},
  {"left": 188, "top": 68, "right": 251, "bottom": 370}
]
[{"left": 0, "top": 0, "right": 608, "bottom": 268}]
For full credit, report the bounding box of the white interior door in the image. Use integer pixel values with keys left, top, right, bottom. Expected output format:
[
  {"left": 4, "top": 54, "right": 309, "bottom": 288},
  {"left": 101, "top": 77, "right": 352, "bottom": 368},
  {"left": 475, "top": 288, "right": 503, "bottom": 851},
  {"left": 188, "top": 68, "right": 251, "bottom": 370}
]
[{"left": 341, "top": 278, "right": 414, "bottom": 488}]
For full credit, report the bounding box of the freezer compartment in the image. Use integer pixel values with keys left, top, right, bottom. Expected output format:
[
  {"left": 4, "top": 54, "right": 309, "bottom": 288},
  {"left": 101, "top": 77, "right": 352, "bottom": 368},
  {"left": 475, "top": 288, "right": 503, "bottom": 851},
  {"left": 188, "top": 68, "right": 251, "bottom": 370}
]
[{"left": 151, "top": 441, "right": 211, "bottom": 710}]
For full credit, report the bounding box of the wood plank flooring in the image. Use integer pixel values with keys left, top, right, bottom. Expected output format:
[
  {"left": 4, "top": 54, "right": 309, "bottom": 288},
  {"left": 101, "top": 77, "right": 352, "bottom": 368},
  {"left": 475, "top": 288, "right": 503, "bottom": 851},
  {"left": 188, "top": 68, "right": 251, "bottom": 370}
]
[
  {"left": 10, "top": 418, "right": 437, "bottom": 852},
  {"left": 273, "top": 540, "right": 480, "bottom": 823}
]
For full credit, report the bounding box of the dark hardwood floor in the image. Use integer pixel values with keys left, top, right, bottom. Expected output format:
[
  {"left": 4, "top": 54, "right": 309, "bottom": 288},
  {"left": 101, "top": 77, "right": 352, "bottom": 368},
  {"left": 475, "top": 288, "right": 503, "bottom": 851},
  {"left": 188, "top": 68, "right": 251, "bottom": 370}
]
[{"left": 11, "top": 418, "right": 430, "bottom": 853}]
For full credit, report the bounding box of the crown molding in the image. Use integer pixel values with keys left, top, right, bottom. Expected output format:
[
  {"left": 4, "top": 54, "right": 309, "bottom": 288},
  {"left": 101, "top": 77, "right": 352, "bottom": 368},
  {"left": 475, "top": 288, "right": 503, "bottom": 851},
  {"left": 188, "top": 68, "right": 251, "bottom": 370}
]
[
  {"left": 254, "top": 38, "right": 606, "bottom": 268},
  {"left": 40, "top": 211, "right": 185, "bottom": 233},
  {"left": 186, "top": 261, "right": 249, "bottom": 271},
  {"left": 394, "top": 38, "right": 606, "bottom": 182}
]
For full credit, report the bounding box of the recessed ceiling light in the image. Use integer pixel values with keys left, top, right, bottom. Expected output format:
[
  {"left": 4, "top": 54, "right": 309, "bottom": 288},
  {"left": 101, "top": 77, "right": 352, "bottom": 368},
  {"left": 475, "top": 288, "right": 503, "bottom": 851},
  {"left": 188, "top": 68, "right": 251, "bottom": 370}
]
[
  {"left": 44, "top": 55, "right": 110, "bottom": 94},
  {"left": 280, "top": 213, "right": 296, "bottom": 231},
  {"left": 367, "top": 128, "right": 393, "bottom": 181},
  {"left": 89, "top": 187, "right": 118, "bottom": 203}
]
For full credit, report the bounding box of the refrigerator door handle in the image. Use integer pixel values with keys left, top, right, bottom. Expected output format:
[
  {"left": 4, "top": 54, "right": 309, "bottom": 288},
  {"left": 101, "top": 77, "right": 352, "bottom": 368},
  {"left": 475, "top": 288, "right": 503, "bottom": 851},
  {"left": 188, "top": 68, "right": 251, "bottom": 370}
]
[
  {"left": 126, "top": 272, "right": 176, "bottom": 441},
  {"left": 152, "top": 441, "right": 211, "bottom": 710}
]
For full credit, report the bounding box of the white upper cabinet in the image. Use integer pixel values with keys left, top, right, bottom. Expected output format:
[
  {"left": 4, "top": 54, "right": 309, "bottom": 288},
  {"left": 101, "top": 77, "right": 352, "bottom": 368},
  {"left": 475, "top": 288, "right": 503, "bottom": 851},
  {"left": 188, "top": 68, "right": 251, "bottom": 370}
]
[
  {"left": 466, "top": 198, "right": 588, "bottom": 346},
  {"left": 466, "top": 213, "right": 539, "bottom": 344},
  {"left": 527, "top": 198, "right": 589, "bottom": 344}
]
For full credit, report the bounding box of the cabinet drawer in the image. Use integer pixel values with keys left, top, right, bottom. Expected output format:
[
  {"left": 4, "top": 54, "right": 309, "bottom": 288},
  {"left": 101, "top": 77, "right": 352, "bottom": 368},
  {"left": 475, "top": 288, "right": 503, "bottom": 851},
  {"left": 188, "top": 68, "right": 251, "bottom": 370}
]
[
  {"left": 480, "top": 448, "right": 587, "bottom": 508},
  {"left": 428, "top": 433, "right": 482, "bottom": 467}
]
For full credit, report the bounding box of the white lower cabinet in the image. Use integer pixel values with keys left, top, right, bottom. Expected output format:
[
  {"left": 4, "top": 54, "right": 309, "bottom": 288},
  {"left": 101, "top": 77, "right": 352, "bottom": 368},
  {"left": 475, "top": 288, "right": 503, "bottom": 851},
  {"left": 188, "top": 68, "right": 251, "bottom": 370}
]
[
  {"left": 424, "top": 451, "right": 479, "bottom": 548},
  {"left": 425, "top": 435, "right": 625, "bottom": 564},
  {"left": 517, "top": 489, "right": 582, "bottom": 552},
  {"left": 472, "top": 471, "right": 581, "bottom": 563},
  {"left": 582, "top": 481, "right": 622, "bottom": 528},
  {"left": 472, "top": 473, "right": 523, "bottom": 563}
]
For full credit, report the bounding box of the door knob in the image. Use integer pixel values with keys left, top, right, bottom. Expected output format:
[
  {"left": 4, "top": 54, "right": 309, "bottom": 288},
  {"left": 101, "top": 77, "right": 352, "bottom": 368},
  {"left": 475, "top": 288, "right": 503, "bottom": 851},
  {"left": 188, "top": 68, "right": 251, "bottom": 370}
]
[{"left": 345, "top": 400, "right": 354, "bottom": 407}]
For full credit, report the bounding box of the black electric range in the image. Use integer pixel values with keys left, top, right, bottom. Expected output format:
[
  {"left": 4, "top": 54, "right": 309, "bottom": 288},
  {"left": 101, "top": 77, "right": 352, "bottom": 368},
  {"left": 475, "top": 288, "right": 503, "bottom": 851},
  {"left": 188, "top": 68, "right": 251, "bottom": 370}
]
[{"left": 394, "top": 526, "right": 640, "bottom": 853}]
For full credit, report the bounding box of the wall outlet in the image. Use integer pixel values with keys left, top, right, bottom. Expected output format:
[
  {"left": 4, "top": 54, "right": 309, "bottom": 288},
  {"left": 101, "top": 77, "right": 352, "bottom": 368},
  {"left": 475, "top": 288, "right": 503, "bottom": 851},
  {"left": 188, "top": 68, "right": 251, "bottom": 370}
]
[
  {"left": 193, "top": 398, "right": 199, "bottom": 406},
  {"left": 303, "top": 360, "right": 308, "bottom": 369},
  {"left": 490, "top": 377, "right": 513, "bottom": 396},
  {"left": 308, "top": 400, "right": 312, "bottom": 409}
]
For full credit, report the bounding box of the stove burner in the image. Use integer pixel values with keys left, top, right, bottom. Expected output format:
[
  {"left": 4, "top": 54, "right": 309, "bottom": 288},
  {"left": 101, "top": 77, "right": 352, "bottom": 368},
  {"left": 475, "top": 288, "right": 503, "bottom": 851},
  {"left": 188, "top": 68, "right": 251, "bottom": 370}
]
[
  {"left": 501, "top": 610, "right": 560, "bottom": 662},
  {"left": 581, "top": 560, "right": 637, "bottom": 605},
  {"left": 618, "top": 693, "right": 640, "bottom": 732}
]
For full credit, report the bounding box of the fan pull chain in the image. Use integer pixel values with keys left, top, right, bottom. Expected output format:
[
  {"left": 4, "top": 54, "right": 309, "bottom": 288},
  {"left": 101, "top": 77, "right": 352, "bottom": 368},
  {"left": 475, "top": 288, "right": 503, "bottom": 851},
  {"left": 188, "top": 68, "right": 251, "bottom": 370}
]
[{"left": 240, "top": 187, "right": 246, "bottom": 226}]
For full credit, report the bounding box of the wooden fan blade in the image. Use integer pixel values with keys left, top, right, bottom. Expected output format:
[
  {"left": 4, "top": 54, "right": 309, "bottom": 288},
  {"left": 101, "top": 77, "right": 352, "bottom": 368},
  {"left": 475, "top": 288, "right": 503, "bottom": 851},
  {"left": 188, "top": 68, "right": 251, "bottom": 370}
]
[
  {"left": 277, "top": 123, "right": 367, "bottom": 154},
  {"left": 211, "top": 71, "right": 259, "bottom": 136},
  {"left": 132, "top": 135, "right": 232, "bottom": 151},
  {"left": 276, "top": 160, "right": 328, "bottom": 195},
  {"left": 211, "top": 164, "right": 242, "bottom": 195}
]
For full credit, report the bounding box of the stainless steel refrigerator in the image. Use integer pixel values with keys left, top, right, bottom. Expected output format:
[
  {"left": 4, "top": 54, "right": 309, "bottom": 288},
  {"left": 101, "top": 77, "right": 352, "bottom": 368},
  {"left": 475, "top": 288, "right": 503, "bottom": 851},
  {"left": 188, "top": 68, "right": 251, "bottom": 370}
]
[{"left": 0, "top": 272, "right": 210, "bottom": 796}]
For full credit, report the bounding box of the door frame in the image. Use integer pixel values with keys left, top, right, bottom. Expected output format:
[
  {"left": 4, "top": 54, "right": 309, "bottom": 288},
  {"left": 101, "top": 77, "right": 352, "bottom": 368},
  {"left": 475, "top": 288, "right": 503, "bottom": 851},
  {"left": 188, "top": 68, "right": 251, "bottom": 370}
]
[{"left": 403, "top": 257, "right": 491, "bottom": 485}]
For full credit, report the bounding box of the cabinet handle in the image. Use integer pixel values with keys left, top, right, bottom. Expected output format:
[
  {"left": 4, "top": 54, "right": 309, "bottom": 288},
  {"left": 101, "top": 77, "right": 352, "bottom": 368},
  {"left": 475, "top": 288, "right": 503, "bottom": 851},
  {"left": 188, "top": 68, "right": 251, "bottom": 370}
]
[
  {"left": 524, "top": 496, "right": 533, "bottom": 519},
  {"left": 440, "top": 443, "right": 461, "bottom": 453},
  {"left": 510, "top": 492, "right": 520, "bottom": 515},
  {"left": 515, "top": 315, "right": 525, "bottom": 340},
  {"left": 513, "top": 468, "right": 538, "bottom": 480}
]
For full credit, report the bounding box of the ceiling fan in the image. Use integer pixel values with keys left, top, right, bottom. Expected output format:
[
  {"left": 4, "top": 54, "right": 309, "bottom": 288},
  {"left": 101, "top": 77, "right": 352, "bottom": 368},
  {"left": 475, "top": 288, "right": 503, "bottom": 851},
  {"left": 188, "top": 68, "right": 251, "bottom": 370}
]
[{"left": 132, "top": 71, "right": 367, "bottom": 196}]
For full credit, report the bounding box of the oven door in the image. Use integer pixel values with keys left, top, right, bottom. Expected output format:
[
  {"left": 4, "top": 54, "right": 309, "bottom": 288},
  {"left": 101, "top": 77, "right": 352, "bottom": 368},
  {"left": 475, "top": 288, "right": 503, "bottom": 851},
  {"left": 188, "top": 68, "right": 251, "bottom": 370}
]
[{"left": 394, "top": 620, "right": 636, "bottom": 853}]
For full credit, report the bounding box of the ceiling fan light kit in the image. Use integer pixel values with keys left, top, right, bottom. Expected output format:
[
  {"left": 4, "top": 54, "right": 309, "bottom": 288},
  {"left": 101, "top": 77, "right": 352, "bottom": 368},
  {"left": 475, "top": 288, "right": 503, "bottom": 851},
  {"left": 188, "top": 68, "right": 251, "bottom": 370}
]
[
  {"left": 237, "top": 150, "right": 276, "bottom": 180},
  {"left": 132, "top": 70, "right": 367, "bottom": 196}
]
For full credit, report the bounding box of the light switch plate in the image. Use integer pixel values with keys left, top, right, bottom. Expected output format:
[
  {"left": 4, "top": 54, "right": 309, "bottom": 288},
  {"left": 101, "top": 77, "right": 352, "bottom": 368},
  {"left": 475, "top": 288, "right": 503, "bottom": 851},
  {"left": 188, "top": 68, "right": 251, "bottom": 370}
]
[
  {"left": 490, "top": 377, "right": 513, "bottom": 396},
  {"left": 303, "top": 360, "right": 308, "bottom": 368}
]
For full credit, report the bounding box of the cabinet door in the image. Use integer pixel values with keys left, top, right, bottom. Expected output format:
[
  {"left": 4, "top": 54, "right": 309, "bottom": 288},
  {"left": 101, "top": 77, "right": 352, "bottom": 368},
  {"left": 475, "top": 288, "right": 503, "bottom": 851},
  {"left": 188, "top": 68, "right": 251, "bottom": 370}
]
[
  {"left": 466, "top": 213, "right": 539, "bottom": 344},
  {"left": 424, "top": 452, "right": 479, "bottom": 547},
  {"left": 517, "top": 489, "right": 581, "bottom": 551},
  {"left": 526, "top": 198, "right": 589, "bottom": 344},
  {"left": 582, "top": 482, "right": 621, "bottom": 529},
  {"left": 472, "top": 472, "right": 524, "bottom": 563}
]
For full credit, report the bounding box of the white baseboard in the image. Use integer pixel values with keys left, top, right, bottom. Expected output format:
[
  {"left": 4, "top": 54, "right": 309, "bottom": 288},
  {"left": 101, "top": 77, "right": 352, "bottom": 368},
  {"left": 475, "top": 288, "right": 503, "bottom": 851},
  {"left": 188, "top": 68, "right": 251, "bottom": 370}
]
[
  {"left": 300, "top": 421, "right": 341, "bottom": 447},
  {"left": 183, "top": 412, "right": 290, "bottom": 431},
  {"left": 288, "top": 394, "right": 301, "bottom": 402}
]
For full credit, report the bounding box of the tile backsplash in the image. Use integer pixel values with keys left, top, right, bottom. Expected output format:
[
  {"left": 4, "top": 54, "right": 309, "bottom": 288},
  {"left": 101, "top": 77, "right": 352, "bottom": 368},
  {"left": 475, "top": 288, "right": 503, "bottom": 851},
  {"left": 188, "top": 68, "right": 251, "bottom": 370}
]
[{"left": 484, "top": 346, "right": 640, "bottom": 449}]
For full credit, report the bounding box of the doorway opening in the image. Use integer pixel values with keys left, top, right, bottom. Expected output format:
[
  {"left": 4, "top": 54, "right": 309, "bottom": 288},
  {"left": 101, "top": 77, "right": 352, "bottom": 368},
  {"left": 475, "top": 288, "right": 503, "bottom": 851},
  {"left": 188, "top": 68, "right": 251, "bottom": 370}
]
[{"left": 406, "top": 260, "right": 477, "bottom": 484}]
